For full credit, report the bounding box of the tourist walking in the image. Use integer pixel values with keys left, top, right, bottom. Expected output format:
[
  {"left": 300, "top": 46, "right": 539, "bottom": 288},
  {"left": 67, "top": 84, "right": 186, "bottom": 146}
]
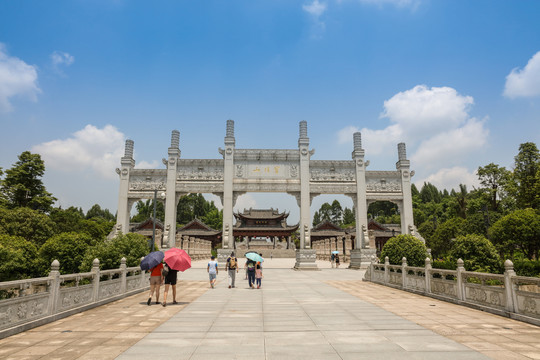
[
  {"left": 255, "top": 262, "right": 263, "bottom": 289},
  {"left": 245, "top": 260, "right": 256, "bottom": 288},
  {"left": 226, "top": 251, "right": 238, "bottom": 288},
  {"left": 335, "top": 254, "right": 340, "bottom": 268},
  {"left": 162, "top": 263, "right": 178, "bottom": 307},
  {"left": 208, "top": 255, "right": 218, "bottom": 288},
  {"left": 147, "top": 262, "right": 163, "bottom": 305},
  {"left": 330, "top": 253, "right": 335, "bottom": 268}
]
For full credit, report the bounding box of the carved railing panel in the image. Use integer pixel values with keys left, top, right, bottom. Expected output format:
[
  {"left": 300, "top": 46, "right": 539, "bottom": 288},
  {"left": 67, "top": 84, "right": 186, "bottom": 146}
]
[
  {"left": 0, "top": 261, "right": 149, "bottom": 339},
  {"left": 363, "top": 258, "right": 540, "bottom": 327}
]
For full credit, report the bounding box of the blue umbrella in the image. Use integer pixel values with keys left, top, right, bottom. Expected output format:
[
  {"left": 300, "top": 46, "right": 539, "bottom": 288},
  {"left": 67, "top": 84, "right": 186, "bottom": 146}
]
[
  {"left": 332, "top": 251, "right": 339, "bottom": 254},
  {"left": 140, "top": 251, "right": 164, "bottom": 270},
  {"left": 245, "top": 252, "right": 264, "bottom": 263}
]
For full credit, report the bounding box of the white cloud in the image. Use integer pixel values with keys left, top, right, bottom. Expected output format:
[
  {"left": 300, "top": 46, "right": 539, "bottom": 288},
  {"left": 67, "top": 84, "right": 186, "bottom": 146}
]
[
  {"left": 303, "top": 0, "right": 327, "bottom": 38},
  {"left": 50, "top": 51, "right": 74, "bottom": 67},
  {"left": 0, "top": 43, "right": 40, "bottom": 112},
  {"left": 382, "top": 85, "right": 474, "bottom": 140},
  {"left": 337, "top": 125, "right": 360, "bottom": 144},
  {"left": 303, "top": 0, "right": 327, "bottom": 16},
  {"left": 416, "top": 166, "right": 479, "bottom": 192},
  {"left": 411, "top": 118, "right": 488, "bottom": 170},
  {"left": 336, "top": 85, "right": 488, "bottom": 177},
  {"left": 32, "top": 124, "right": 125, "bottom": 179},
  {"left": 504, "top": 51, "right": 540, "bottom": 98}
]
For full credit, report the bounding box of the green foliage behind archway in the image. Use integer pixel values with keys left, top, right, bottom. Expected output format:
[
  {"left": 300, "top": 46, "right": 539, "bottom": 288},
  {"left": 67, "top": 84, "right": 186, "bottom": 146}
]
[{"left": 380, "top": 234, "right": 429, "bottom": 267}]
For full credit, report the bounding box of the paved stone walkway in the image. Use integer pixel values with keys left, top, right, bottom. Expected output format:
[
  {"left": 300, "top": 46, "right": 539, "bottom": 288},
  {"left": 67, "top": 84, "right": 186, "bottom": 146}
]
[{"left": 1, "top": 259, "right": 539, "bottom": 360}]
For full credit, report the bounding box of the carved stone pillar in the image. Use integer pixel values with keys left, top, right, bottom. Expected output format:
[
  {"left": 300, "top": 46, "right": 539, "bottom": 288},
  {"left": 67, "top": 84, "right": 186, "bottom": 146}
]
[
  {"left": 295, "top": 121, "right": 318, "bottom": 270},
  {"left": 396, "top": 143, "right": 416, "bottom": 239},
  {"left": 165, "top": 130, "right": 180, "bottom": 248},
  {"left": 115, "top": 140, "right": 135, "bottom": 235}
]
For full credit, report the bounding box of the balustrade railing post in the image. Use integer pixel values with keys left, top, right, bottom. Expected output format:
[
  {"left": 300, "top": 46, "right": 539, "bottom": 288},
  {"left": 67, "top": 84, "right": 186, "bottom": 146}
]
[
  {"left": 120, "top": 257, "right": 127, "bottom": 294},
  {"left": 139, "top": 257, "right": 146, "bottom": 289},
  {"left": 384, "top": 256, "right": 389, "bottom": 285},
  {"left": 92, "top": 258, "right": 100, "bottom": 302},
  {"left": 48, "top": 260, "right": 61, "bottom": 315},
  {"left": 456, "top": 258, "right": 465, "bottom": 301},
  {"left": 425, "top": 257, "right": 431, "bottom": 295},
  {"left": 402, "top": 257, "right": 407, "bottom": 289},
  {"left": 503, "top": 260, "right": 516, "bottom": 313}
]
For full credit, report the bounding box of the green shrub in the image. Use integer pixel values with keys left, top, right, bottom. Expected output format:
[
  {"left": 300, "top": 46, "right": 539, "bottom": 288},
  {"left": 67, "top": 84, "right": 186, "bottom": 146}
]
[
  {"left": 513, "top": 258, "right": 540, "bottom": 277},
  {"left": 80, "top": 233, "right": 150, "bottom": 271},
  {"left": 449, "top": 234, "right": 501, "bottom": 273},
  {"left": 380, "top": 234, "right": 429, "bottom": 267}
]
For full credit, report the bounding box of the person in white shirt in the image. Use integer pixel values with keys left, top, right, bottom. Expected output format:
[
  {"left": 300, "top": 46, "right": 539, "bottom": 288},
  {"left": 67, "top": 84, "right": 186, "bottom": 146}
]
[{"left": 207, "top": 256, "right": 219, "bottom": 288}]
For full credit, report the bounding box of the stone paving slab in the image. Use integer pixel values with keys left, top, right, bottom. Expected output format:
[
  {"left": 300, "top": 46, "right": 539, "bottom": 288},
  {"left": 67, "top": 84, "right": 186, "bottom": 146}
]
[{"left": 117, "top": 265, "right": 491, "bottom": 360}]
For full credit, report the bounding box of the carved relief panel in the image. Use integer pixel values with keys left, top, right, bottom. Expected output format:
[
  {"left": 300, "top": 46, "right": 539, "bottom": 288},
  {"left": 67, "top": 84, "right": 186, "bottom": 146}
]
[
  {"left": 309, "top": 161, "right": 356, "bottom": 182},
  {"left": 129, "top": 169, "right": 168, "bottom": 191},
  {"left": 176, "top": 159, "right": 224, "bottom": 181}
]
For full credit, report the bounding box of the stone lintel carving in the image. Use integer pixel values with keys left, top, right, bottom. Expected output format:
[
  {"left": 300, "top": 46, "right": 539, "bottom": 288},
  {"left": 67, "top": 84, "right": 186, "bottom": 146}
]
[
  {"left": 234, "top": 182, "right": 301, "bottom": 193},
  {"left": 310, "top": 184, "right": 357, "bottom": 194},
  {"left": 176, "top": 183, "right": 224, "bottom": 193},
  {"left": 233, "top": 149, "right": 300, "bottom": 162},
  {"left": 176, "top": 159, "right": 224, "bottom": 181},
  {"left": 365, "top": 178, "right": 402, "bottom": 192}
]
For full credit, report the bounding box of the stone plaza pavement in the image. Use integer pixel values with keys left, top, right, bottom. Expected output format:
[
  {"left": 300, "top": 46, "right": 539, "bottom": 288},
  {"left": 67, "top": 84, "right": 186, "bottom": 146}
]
[{"left": 1, "top": 258, "right": 539, "bottom": 360}]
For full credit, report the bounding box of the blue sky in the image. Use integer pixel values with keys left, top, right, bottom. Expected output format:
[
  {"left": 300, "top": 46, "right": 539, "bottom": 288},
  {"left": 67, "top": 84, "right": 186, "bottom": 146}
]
[{"left": 1, "top": 0, "right": 539, "bottom": 223}]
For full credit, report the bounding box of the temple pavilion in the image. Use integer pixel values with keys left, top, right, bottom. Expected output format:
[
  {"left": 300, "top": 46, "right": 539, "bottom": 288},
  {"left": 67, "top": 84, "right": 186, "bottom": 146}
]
[{"left": 233, "top": 208, "right": 299, "bottom": 252}]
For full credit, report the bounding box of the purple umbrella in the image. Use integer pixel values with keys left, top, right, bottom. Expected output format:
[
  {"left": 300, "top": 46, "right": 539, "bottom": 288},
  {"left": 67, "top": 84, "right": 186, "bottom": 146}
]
[{"left": 140, "top": 251, "right": 164, "bottom": 270}]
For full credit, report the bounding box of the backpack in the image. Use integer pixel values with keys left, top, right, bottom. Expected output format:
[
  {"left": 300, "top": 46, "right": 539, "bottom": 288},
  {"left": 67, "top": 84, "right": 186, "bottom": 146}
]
[
  {"left": 229, "top": 257, "right": 237, "bottom": 270},
  {"left": 162, "top": 263, "right": 169, "bottom": 276}
]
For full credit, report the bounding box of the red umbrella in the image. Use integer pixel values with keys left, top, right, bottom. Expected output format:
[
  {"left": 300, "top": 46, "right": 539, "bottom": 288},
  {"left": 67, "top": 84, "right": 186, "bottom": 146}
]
[{"left": 164, "top": 248, "right": 192, "bottom": 272}]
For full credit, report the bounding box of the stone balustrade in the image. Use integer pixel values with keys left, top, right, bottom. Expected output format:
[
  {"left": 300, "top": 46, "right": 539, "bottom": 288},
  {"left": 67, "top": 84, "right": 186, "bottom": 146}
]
[
  {"left": 0, "top": 258, "right": 149, "bottom": 339},
  {"left": 312, "top": 236, "right": 353, "bottom": 262},
  {"left": 175, "top": 235, "right": 212, "bottom": 260},
  {"left": 364, "top": 257, "right": 540, "bottom": 327}
]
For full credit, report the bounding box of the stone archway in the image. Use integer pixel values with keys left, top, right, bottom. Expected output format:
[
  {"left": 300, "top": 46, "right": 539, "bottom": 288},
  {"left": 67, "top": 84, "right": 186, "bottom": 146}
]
[{"left": 115, "top": 121, "right": 418, "bottom": 269}]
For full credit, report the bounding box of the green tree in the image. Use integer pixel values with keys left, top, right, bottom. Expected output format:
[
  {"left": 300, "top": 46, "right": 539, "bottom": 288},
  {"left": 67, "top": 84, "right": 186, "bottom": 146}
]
[
  {"left": 80, "top": 233, "right": 150, "bottom": 271},
  {"left": 342, "top": 207, "right": 355, "bottom": 226},
  {"left": 477, "top": 163, "right": 511, "bottom": 212},
  {"left": 38, "top": 232, "right": 93, "bottom": 275},
  {"left": 0, "top": 207, "right": 55, "bottom": 246},
  {"left": 318, "top": 202, "right": 333, "bottom": 223},
  {"left": 0, "top": 235, "right": 39, "bottom": 280},
  {"left": 380, "top": 234, "right": 429, "bottom": 267},
  {"left": 132, "top": 199, "right": 164, "bottom": 223},
  {"left": 1, "top": 151, "right": 56, "bottom": 211},
  {"left": 449, "top": 234, "right": 501, "bottom": 273},
  {"left": 176, "top": 194, "right": 217, "bottom": 225},
  {"left": 202, "top": 208, "right": 223, "bottom": 230},
  {"left": 330, "top": 200, "right": 343, "bottom": 225},
  {"left": 512, "top": 142, "right": 540, "bottom": 210},
  {"left": 312, "top": 211, "right": 321, "bottom": 226},
  {"left": 428, "top": 217, "right": 466, "bottom": 258},
  {"left": 86, "top": 204, "right": 115, "bottom": 221},
  {"left": 489, "top": 209, "right": 540, "bottom": 260}
]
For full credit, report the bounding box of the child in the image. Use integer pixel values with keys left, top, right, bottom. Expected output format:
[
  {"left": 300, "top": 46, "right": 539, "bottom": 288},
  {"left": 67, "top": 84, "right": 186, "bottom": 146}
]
[{"left": 255, "top": 261, "right": 263, "bottom": 289}]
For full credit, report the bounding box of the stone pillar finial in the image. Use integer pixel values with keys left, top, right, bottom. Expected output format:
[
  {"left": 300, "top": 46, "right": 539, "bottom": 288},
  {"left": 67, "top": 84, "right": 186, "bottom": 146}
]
[
  {"left": 51, "top": 259, "right": 60, "bottom": 271},
  {"left": 299, "top": 120, "right": 308, "bottom": 139},
  {"left": 124, "top": 139, "right": 134, "bottom": 158},
  {"left": 226, "top": 119, "right": 235, "bottom": 138},
  {"left": 353, "top": 132, "right": 362, "bottom": 150},
  {"left": 398, "top": 142, "right": 406, "bottom": 161},
  {"left": 171, "top": 130, "right": 180, "bottom": 149}
]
